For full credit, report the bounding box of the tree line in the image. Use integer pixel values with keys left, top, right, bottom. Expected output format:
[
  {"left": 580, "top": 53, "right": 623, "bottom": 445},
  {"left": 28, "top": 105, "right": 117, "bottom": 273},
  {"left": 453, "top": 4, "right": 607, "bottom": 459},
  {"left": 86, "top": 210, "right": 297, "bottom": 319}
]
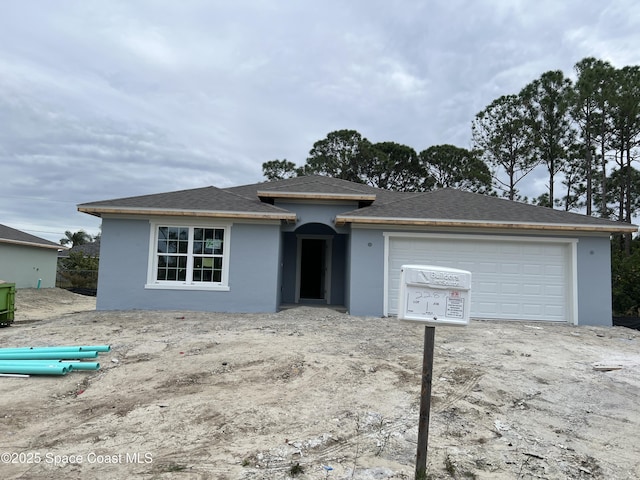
[{"left": 263, "top": 57, "right": 640, "bottom": 227}]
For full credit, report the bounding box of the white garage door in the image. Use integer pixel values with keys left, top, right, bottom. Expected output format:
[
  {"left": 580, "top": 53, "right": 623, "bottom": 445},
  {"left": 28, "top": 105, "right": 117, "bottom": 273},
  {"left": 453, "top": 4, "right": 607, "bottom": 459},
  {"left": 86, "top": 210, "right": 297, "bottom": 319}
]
[{"left": 387, "top": 235, "right": 574, "bottom": 322}]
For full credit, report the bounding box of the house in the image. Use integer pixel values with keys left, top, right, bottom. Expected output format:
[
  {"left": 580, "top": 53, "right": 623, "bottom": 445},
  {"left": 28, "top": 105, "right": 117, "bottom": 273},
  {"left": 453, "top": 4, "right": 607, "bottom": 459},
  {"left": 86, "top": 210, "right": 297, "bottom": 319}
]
[
  {"left": 0, "top": 224, "right": 64, "bottom": 288},
  {"left": 57, "top": 238, "right": 101, "bottom": 260},
  {"left": 57, "top": 239, "right": 101, "bottom": 293},
  {"left": 78, "top": 175, "right": 637, "bottom": 326}
]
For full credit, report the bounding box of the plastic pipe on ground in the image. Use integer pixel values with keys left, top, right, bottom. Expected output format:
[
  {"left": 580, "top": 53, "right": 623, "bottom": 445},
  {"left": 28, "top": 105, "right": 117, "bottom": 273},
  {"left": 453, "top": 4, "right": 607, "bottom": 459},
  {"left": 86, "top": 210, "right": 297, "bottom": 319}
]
[
  {"left": 78, "top": 345, "right": 110, "bottom": 352},
  {"left": 0, "top": 351, "right": 98, "bottom": 360},
  {"left": 0, "top": 345, "right": 110, "bottom": 353},
  {"left": 0, "top": 346, "right": 83, "bottom": 353},
  {"left": 0, "top": 360, "right": 100, "bottom": 371},
  {"left": 59, "top": 361, "right": 100, "bottom": 371},
  {"left": 0, "top": 360, "right": 78, "bottom": 371},
  {"left": 0, "top": 364, "right": 69, "bottom": 375}
]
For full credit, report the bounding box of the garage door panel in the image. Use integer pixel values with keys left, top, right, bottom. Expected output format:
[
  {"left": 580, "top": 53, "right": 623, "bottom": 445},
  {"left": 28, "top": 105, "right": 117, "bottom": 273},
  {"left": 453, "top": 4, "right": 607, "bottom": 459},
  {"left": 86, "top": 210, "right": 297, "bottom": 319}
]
[
  {"left": 501, "top": 263, "right": 520, "bottom": 274},
  {"left": 523, "top": 304, "right": 544, "bottom": 315},
  {"left": 523, "top": 264, "right": 543, "bottom": 275},
  {"left": 501, "top": 303, "right": 521, "bottom": 314},
  {"left": 545, "top": 305, "right": 564, "bottom": 317},
  {"left": 545, "top": 285, "right": 564, "bottom": 298},
  {"left": 388, "top": 237, "right": 570, "bottom": 322},
  {"left": 501, "top": 283, "right": 520, "bottom": 294}
]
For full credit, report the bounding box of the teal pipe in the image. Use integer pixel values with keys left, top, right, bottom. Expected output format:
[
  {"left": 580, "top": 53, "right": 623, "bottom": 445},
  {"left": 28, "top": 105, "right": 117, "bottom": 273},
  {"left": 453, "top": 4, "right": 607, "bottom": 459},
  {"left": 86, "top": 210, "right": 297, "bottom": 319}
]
[
  {"left": 0, "top": 360, "right": 100, "bottom": 371},
  {"left": 0, "top": 360, "right": 73, "bottom": 371},
  {"left": 78, "top": 345, "right": 111, "bottom": 352},
  {"left": 60, "top": 361, "right": 100, "bottom": 371},
  {"left": 0, "top": 363, "right": 69, "bottom": 375},
  {"left": 0, "top": 347, "right": 83, "bottom": 353},
  {"left": 0, "top": 351, "right": 98, "bottom": 360},
  {"left": 0, "top": 345, "right": 110, "bottom": 353}
]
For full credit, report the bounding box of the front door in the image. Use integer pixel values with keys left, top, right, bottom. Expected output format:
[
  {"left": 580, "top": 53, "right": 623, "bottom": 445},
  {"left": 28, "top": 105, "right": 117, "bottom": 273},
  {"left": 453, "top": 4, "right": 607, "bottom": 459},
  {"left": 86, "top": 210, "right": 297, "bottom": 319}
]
[{"left": 296, "top": 236, "right": 331, "bottom": 303}]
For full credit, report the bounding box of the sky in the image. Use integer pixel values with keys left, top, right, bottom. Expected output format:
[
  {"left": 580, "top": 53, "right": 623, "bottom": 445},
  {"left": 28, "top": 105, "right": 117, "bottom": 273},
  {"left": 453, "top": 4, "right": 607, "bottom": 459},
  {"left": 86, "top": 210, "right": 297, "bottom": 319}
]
[{"left": 1, "top": 1, "right": 639, "bottom": 243}]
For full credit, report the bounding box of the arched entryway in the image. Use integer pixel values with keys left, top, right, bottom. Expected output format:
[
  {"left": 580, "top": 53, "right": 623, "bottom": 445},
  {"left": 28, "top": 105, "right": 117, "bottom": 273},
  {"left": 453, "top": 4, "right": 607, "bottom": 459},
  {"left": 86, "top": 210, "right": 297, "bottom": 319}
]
[{"left": 280, "top": 223, "right": 347, "bottom": 308}]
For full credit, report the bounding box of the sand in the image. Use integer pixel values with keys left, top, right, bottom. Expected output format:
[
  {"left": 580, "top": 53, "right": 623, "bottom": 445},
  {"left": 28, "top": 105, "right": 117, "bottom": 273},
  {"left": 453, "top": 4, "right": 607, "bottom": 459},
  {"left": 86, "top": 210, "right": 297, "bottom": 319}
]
[{"left": 1, "top": 288, "right": 639, "bottom": 479}]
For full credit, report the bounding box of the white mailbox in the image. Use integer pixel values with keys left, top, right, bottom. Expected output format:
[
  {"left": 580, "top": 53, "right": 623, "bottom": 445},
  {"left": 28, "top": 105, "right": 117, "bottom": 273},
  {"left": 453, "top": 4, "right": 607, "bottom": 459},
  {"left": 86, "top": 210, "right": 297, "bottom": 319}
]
[{"left": 398, "top": 265, "right": 471, "bottom": 326}]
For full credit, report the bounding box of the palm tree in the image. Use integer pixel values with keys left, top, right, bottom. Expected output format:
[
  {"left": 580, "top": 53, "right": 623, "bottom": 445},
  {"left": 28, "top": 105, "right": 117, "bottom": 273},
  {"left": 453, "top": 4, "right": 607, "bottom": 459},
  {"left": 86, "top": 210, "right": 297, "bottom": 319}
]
[{"left": 60, "top": 230, "right": 92, "bottom": 247}]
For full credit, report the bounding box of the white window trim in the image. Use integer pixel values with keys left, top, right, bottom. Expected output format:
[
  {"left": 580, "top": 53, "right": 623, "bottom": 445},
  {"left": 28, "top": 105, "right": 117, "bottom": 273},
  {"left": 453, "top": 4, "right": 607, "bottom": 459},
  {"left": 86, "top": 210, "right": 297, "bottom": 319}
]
[{"left": 145, "top": 221, "right": 231, "bottom": 291}]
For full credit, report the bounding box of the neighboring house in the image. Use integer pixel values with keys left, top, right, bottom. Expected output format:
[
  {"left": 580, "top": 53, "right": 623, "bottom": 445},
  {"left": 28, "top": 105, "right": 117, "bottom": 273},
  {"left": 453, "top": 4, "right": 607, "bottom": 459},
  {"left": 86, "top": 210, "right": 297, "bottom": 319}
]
[
  {"left": 57, "top": 239, "right": 101, "bottom": 259},
  {"left": 78, "top": 175, "right": 637, "bottom": 326},
  {"left": 0, "top": 224, "right": 64, "bottom": 288},
  {"left": 57, "top": 239, "right": 100, "bottom": 292}
]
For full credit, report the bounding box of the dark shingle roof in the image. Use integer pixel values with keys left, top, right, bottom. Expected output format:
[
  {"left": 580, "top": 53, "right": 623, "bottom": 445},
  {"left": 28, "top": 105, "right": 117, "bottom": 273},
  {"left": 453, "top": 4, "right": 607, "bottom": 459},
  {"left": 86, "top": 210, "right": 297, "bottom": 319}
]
[
  {"left": 78, "top": 185, "right": 296, "bottom": 221},
  {"left": 58, "top": 240, "right": 101, "bottom": 258},
  {"left": 0, "top": 224, "right": 63, "bottom": 250},
  {"left": 226, "top": 175, "right": 381, "bottom": 197},
  {"left": 335, "top": 188, "right": 637, "bottom": 231},
  {"left": 77, "top": 176, "right": 637, "bottom": 233}
]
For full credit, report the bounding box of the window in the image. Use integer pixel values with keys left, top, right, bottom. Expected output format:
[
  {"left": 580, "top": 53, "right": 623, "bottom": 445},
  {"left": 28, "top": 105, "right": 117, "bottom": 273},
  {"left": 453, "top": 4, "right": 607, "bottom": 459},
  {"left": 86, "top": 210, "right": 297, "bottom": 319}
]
[{"left": 146, "top": 223, "right": 230, "bottom": 290}]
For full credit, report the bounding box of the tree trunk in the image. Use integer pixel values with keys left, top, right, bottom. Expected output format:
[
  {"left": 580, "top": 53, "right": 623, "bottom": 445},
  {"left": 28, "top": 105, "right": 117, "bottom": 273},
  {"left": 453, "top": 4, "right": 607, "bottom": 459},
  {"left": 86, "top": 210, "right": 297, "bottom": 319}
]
[{"left": 585, "top": 144, "right": 592, "bottom": 215}]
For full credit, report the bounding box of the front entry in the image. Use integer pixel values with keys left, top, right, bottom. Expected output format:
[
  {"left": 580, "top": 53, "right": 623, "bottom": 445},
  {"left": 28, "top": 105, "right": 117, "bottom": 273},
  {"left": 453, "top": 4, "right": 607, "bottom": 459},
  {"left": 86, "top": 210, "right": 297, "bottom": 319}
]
[
  {"left": 279, "top": 223, "right": 346, "bottom": 308},
  {"left": 296, "top": 235, "right": 332, "bottom": 303},
  {"left": 299, "top": 238, "right": 327, "bottom": 299}
]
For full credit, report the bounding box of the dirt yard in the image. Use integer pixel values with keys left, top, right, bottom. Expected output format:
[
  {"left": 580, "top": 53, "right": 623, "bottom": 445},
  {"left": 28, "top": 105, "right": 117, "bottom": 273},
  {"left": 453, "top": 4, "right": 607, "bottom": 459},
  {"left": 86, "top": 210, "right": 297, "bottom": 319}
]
[{"left": 1, "top": 289, "right": 639, "bottom": 480}]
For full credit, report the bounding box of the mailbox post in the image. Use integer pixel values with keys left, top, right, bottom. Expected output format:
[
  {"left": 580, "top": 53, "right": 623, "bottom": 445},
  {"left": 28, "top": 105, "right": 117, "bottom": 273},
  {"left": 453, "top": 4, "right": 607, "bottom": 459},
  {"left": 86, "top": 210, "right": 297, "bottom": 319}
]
[{"left": 398, "top": 265, "right": 471, "bottom": 479}]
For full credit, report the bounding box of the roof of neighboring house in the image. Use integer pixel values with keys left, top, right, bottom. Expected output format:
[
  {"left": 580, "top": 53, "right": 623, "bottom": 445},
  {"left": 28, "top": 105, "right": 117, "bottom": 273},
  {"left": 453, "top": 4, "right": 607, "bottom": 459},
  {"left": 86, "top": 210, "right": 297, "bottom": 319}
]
[
  {"left": 58, "top": 239, "right": 101, "bottom": 258},
  {"left": 77, "top": 175, "right": 638, "bottom": 234},
  {"left": 0, "top": 224, "right": 64, "bottom": 250}
]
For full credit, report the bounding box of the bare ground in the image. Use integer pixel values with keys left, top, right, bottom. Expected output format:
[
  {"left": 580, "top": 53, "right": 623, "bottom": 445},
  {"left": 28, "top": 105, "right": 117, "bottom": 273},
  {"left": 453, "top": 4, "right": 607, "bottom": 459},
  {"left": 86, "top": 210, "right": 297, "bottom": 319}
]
[{"left": 1, "top": 288, "right": 639, "bottom": 480}]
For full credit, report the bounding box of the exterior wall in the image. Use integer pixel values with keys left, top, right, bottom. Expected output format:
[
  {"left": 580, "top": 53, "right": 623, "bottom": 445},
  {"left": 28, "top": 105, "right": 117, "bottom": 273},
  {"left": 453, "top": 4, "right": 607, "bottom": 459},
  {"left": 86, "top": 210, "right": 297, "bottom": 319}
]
[
  {"left": 347, "top": 227, "right": 386, "bottom": 316},
  {"left": 0, "top": 243, "right": 58, "bottom": 288},
  {"left": 96, "top": 217, "right": 281, "bottom": 312},
  {"left": 280, "top": 232, "right": 297, "bottom": 303},
  {"left": 331, "top": 234, "right": 347, "bottom": 305},
  {"left": 347, "top": 226, "right": 615, "bottom": 326},
  {"left": 575, "top": 235, "right": 613, "bottom": 326},
  {"left": 276, "top": 201, "right": 353, "bottom": 234}
]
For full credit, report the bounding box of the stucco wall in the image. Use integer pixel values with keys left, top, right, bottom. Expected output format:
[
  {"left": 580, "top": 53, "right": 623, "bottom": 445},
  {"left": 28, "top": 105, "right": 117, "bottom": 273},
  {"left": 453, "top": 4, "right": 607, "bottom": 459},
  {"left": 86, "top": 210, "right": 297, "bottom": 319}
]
[
  {"left": 0, "top": 243, "right": 58, "bottom": 288},
  {"left": 96, "top": 217, "right": 281, "bottom": 312},
  {"left": 575, "top": 235, "right": 613, "bottom": 326},
  {"left": 277, "top": 201, "right": 353, "bottom": 234},
  {"left": 347, "top": 228, "right": 386, "bottom": 316}
]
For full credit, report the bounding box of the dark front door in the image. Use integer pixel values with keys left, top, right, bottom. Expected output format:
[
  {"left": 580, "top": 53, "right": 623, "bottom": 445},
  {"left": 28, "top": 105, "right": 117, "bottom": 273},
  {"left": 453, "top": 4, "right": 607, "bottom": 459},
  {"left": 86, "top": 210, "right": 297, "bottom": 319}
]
[{"left": 299, "top": 238, "right": 326, "bottom": 299}]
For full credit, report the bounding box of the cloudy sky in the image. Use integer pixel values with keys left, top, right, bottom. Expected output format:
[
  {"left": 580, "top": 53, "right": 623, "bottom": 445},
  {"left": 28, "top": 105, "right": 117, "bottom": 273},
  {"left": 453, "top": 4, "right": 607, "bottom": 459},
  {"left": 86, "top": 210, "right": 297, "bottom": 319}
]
[{"left": 2, "top": 0, "right": 639, "bottom": 243}]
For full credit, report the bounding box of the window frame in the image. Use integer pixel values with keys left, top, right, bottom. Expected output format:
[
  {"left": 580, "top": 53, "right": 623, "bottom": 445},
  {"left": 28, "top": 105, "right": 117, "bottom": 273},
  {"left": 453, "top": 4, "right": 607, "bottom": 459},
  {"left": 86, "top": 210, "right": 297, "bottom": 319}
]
[{"left": 145, "top": 221, "right": 231, "bottom": 291}]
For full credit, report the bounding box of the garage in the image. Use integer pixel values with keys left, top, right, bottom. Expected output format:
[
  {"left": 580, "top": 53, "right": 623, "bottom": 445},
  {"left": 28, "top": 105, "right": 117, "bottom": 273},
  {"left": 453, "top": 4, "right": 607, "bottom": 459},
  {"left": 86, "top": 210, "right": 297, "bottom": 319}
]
[{"left": 385, "top": 233, "right": 576, "bottom": 322}]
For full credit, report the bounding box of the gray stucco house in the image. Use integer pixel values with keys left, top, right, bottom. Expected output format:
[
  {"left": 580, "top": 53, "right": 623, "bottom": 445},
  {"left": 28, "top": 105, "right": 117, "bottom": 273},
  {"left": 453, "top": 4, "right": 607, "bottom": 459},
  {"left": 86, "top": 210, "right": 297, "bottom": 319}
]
[
  {"left": 0, "top": 224, "right": 63, "bottom": 288},
  {"left": 78, "top": 175, "right": 637, "bottom": 326}
]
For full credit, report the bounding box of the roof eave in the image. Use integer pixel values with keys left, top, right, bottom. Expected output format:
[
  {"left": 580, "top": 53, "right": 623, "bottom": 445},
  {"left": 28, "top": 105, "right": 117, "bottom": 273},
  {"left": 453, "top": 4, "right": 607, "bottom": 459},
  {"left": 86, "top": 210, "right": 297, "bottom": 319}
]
[
  {"left": 334, "top": 215, "right": 638, "bottom": 233},
  {"left": 257, "top": 191, "right": 377, "bottom": 202},
  {"left": 0, "top": 239, "right": 65, "bottom": 250},
  {"left": 78, "top": 206, "right": 297, "bottom": 223}
]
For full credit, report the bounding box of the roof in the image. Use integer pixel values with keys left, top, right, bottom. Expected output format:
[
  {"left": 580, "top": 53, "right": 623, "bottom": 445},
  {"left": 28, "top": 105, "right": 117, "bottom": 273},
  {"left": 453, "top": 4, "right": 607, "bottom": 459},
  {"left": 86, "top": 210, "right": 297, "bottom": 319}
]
[
  {"left": 78, "top": 185, "right": 296, "bottom": 222},
  {"left": 0, "top": 224, "right": 64, "bottom": 250},
  {"left": 78, "top": 175, "right": 638, "bottom": 234},
  {"left": 58, "top": 239, "right": 101, "bottom": 258},
  {"left": 335, "top": 188, "right": 638, "bottom": 232}
]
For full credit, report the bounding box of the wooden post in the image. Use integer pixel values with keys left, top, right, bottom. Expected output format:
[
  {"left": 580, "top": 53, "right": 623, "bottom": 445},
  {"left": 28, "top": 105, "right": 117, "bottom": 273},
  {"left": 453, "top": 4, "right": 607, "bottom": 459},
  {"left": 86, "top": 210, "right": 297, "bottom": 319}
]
[{"left": 415, "top": 325, "right": 435, "bottom": 479}]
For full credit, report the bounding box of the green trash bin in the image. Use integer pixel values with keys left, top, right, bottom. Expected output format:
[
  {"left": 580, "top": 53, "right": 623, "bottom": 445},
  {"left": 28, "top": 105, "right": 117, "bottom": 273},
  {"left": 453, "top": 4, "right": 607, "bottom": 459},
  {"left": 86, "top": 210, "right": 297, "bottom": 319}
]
[{"left": 0, "top": 282, "right": 16, "bottom": 327}]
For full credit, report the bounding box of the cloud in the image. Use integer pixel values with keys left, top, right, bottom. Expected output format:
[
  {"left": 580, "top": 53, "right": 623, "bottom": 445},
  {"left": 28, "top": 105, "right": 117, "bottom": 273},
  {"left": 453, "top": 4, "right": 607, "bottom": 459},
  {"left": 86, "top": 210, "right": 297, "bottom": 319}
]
[{"left": 0, "top": 0, "right": 639, "bottom": 241}]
